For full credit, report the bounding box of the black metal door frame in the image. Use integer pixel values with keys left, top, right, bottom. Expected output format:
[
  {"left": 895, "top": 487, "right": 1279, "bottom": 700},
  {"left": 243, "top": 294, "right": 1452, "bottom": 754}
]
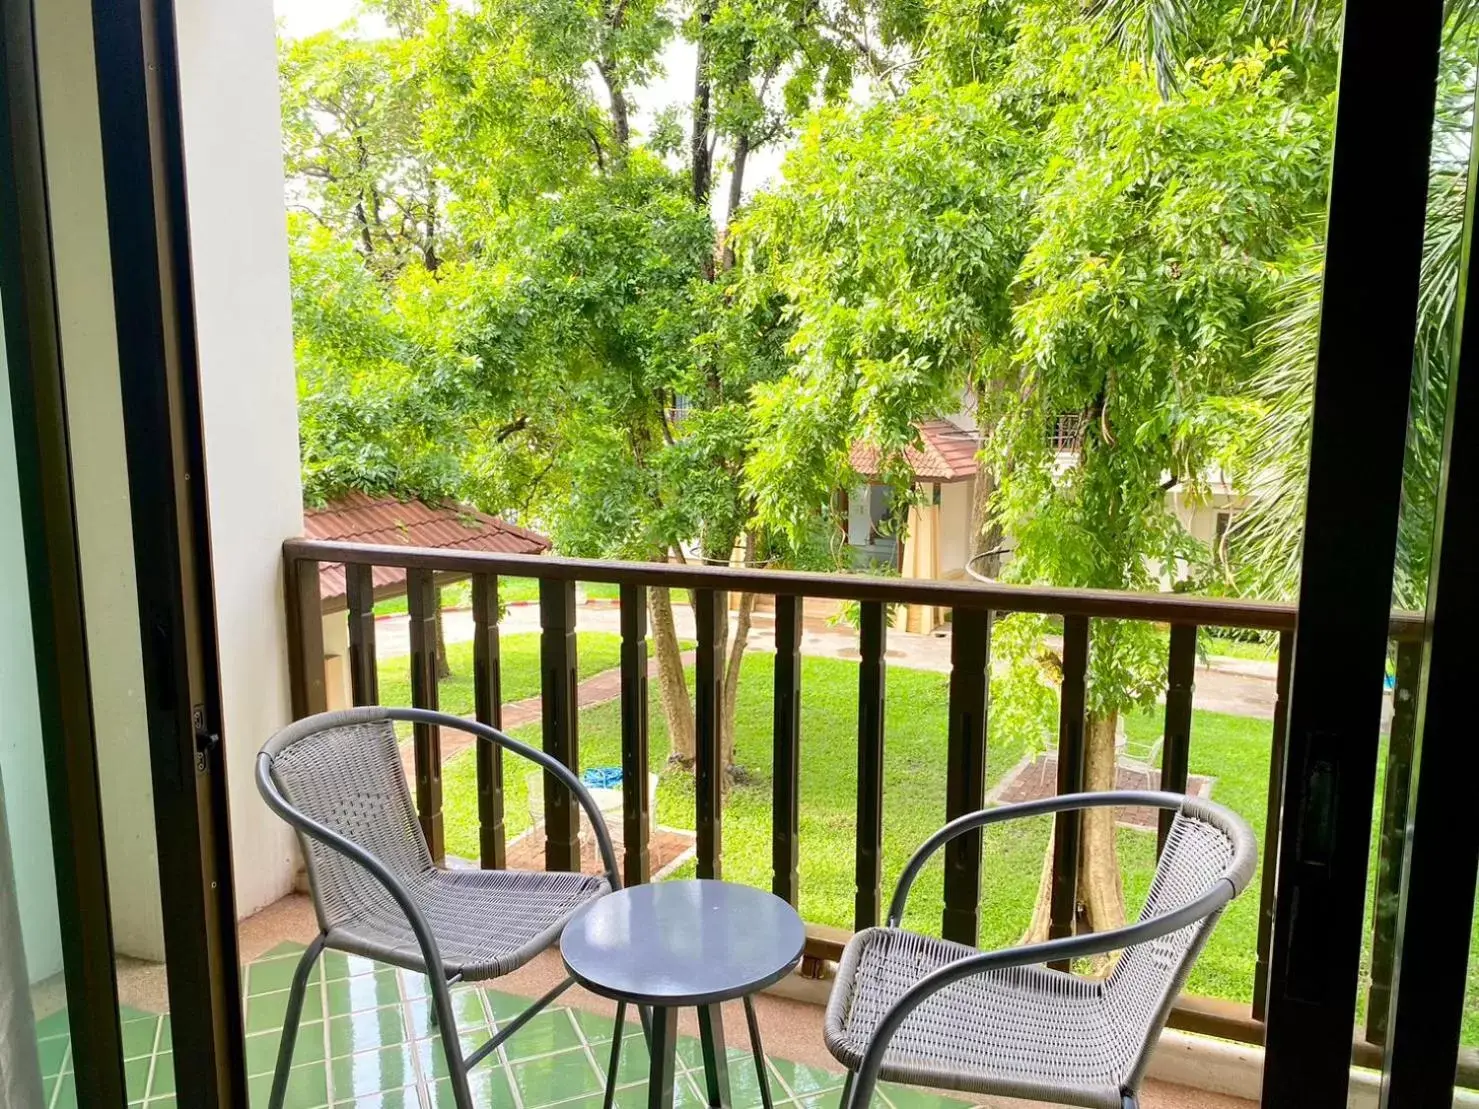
[
  {"left": 0, "top": 0, "right": 128, "bottom": 1103},
  {"left": 89, "top": 0, "right": 248, "bottom": 1104},
  {"left": 1260, "top": 0, "right": 1446, "bottom": 1104},
  {"left": 1376, "top": 75, "right": 1479, "bottom": 1106}
]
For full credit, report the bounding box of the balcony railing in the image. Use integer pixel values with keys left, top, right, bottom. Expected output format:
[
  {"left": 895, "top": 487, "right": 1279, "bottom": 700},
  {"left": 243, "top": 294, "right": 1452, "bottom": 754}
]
[{"left": 281, "top": 537, "right": 1427, "bottom": 1071}]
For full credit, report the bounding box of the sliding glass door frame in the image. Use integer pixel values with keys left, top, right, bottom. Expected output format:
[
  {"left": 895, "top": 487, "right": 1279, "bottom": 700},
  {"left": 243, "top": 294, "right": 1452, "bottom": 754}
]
[
  {"left": 89, "top": 0, "right": 250, "bottom": 1103},
  {"left": 0, "top": 0, "right": 126, "bottom": 1102},
  {"left": 1377, "top": 79, "right": 1479, "bottom": 1106}
]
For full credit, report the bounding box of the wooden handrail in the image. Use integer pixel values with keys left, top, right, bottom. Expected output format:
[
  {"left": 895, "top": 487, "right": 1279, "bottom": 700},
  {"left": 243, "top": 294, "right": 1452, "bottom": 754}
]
[
  {"left": 284, "top": 534, "right": 1429, "bottom": 1064},
  {"left": 284, "top": 536, "right": 1425, "bottom": 637}
]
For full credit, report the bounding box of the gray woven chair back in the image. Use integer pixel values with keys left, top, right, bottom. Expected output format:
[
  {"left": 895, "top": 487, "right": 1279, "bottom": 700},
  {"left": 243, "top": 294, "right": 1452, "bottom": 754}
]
[
  {"left": 1106, "top": 797, "right": 1256, "bottom": 1087},
  {"left": 264, "top": 711, "right": 432, "bottom": 934}
]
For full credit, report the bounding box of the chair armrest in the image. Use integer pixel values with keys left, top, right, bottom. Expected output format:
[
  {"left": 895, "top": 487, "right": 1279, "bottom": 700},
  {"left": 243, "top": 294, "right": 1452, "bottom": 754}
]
[
  {"left": 256, "top": 752, "right": 452, "bottom": 977},
  {"left": 887, "top": 790, "right": 1186, "bottom": 925},
  {"left": 845, "top": 883, "right": 1235, "bottom": 1109},
  {"left": 385, "top": 708, "right": 622, "bottom": 891}
]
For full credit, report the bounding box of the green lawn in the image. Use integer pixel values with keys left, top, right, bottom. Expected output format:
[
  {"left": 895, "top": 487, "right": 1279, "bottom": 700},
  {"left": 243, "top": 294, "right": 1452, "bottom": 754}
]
[
  {"left": 373, "top": 578, "right": 621, "bottom": 616},
  {"left": 376, "top": 631, "right": 625, "bottom": 713},
  {"left": 436, "top": 650, "right": 1479, "bottom": 1043}
]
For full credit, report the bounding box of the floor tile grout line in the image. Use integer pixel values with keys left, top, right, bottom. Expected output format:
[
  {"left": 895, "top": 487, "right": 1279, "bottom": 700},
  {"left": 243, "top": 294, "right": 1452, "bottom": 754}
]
[
  {"left": 48, "top": 1042, "right": 71, "bottom": 1109},
  {"left": 482, "top": 985, "right": 528, "bottom": 1109},
  {"left": 144, "top": 1013, "right": 165, "bottom": 1100},
  {"left": 319, "top": 950, "right": 335, "bottom": 1107},
  {"left": 568, "top": 996, "right": 617, "bottom": 1102},
  {"left": 397, "top": 968, "right": 433, "bottom": 1108}
]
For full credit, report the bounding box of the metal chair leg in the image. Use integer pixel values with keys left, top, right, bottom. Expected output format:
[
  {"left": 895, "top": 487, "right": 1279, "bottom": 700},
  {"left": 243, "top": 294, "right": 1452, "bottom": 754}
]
[
  {"left": 742, "top": 995, "right": 775, "bottom": 1109},
  {"left": 267, "top": 935, "right": 326, "bottom": 1109},
  {"left": 838, "top": 1071, "right": 855, "bottom": 1109},
  {"left": 603, "top": 1001, "right": 627, "bottom": 1109},
  {"left": 427, "top": 960, "right": 474, "bottom": 1109}
]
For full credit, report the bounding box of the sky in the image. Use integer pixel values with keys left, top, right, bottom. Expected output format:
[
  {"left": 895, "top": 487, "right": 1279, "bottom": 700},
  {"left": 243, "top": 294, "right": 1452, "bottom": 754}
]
[{"left": 273, "top": 0, "right": 785, "bottom": 214}]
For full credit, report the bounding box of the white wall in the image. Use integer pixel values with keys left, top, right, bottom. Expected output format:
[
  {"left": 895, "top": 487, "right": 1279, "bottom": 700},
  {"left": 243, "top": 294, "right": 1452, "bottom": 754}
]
[
  {"left": 0, "top": 301, "right": 64, "bottom": 985},
  {"left": 323, "top": 611, "right": 351, "bottom": 712},
  {"left": 34, "top": 0, "right": 166, "bottom": 962},
  {"left": 939, "top": 479, "right": 973, "bottom": 575},
  {"left": 176, "top": 0, "right": 306, "bottom": 918}
]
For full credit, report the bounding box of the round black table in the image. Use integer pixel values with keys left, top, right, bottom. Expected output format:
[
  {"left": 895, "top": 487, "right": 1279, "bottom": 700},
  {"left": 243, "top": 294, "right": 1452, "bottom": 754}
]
[{"left": 561, "top": 879, "right": 806, "bottom": 1109}]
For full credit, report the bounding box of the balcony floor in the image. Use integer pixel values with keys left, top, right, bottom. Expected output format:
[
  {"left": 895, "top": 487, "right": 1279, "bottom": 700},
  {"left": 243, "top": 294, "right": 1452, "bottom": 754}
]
[{"left": 37, "top": 895, "right": 1254, "bottom": 1109}]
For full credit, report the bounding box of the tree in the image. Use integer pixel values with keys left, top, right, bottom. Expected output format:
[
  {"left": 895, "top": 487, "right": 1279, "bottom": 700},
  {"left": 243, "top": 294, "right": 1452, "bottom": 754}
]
[
  {"left": 284, "top": 0, "right": 876, "bottom": 772},
  {"left": 739, "top": 5, "right": 1331, "bottom": 935}
]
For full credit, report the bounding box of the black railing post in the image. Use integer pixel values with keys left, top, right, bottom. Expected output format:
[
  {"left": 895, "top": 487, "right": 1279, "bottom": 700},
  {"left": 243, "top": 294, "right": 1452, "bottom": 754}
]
[
  {"left": 344, "top": 562, "right": 379, "bottom": 707},
  {"left": 1253, "top": 629, "right": 1295, "bottom": 1022},
  {"left": 1365, "top": 636, "right": 1422, "bottom": 1044},
  {"left": 541, "top": 578, "right": 581, "bottom": 872},
  {"left": 694, "top": 589, "right": 726, "bottom": 879},
  {"left": 943, "top": 607, "right": 991, "bottom": 944},
  {"left": 620, "top": 584, "right": 651, "bottom": 886},
  {"left": 1049, "top": 615, "right": 1089, "bottom": 970},
  {"left": 772, "top": 594, "right": 803, "bottom": 906},
  {"left": 406, "top": 568, "right": 444, "bottom": 859},
  {"left": 855, "top": 601, "right": 887, "bottom": 930},
  {"left": 472, "top": 573, "right": 505, "bottom": 870},
  {"left": 1158, "top": 622, "right": 1197, "bottom": 854}
]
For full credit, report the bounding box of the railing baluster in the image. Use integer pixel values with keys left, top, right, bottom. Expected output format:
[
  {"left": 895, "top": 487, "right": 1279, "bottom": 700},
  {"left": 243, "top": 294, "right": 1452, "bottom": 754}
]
[
  {"left": 1158, "top": 622, "right": 1197, "bottom": 854},
  {"left": 1049, "top": 615, "right": 1090, "bottom": 971},
  {"left": 472, "top": 573, "right": 505, "bottom": 870},
  {"left": 772, "top": 594, "right": 803, "bottom": 906},
  {"left": 1253, "top": 629, "right": 1295, "bottom": 1021},
  {"left": 943, "top": 607, "right": 992, "bottom": 944},
  {"left": 619, "top": 584, "right": 651, "bottom": 886},
  {"left": 695, "top": 589, "right": 726, "bottom": 880},
  {"left": 285, "top": 557, "right": 327, "bottom": 719},
  {"left": 406, "top": 568, "right": 444, "bottom": 860},
  {"left": 540, "top": 578, "right": 581, "bottom": 872},
  {"left": 345, "top": 562, "right": 379, "bottom": 707},
  {"left": 855, "top": 601, "right": 887, "bottom": 931},
  {"left": 1365, "top": 636, "right": 1423, "bottom": 1044}
]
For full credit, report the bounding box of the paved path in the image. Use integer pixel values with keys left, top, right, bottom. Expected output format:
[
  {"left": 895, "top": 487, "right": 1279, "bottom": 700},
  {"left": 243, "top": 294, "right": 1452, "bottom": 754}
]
[
  {"left": 377, "top": 600, "right": 1297, "bottom": 721},
  {"left": 400, "top": 648, "right": 696, "bottom": 773}
]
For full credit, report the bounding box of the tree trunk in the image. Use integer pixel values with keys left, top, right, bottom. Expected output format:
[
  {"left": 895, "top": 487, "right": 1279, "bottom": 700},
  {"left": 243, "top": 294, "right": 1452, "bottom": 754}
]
[
  {"left": 1024, "top": 712, "right": 1127, "bottom": 950},
  {"left": 1080, "top": 711, "right": 1127, "bottom": 934},
  {"left": 651, "top": 584, "right": 695, "bottom": 764},
  {"left": 720, "top": 591, "right": 756, "bottom": 776},
  {"left": 968, "top": 390, "right": 1005, "bottom": 577},
  {"left": 434, "top": 586, "right": 451, "bottom": 680},
  {"left": 719, "top": 130, "right": 750, "bottom": 271},
  {"left": 691, "top": 0, "right": 715, "bottom": 275}
]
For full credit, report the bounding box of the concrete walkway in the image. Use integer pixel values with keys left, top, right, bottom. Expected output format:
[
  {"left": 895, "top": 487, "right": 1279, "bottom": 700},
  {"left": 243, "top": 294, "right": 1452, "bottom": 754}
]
[{"left": 378, "top": 600, "right": 1287, "bottom": 720}]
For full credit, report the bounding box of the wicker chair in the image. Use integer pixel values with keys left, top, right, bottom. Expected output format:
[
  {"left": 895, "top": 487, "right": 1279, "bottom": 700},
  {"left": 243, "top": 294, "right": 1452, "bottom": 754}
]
[
  {"left": 825, "top": 791, "right": 1256, "bottom": 1109},
  {"left": 257, "top": 707, "right": 620, "bottom": 1109}
]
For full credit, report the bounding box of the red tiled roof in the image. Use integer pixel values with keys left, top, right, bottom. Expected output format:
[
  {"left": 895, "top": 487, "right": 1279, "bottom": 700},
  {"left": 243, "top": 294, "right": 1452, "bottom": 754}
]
[
  {"left": 307, "top": 491, "right": 550, "bottom": 609},
  {"left": 849, "top": 419, "right": 981, "bottom": 483}
]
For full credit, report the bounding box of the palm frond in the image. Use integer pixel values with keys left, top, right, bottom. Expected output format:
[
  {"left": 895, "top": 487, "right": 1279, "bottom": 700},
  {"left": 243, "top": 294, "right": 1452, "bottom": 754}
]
[{"left": 1087, "top": 0, "right": 1194, "bottom": 98}]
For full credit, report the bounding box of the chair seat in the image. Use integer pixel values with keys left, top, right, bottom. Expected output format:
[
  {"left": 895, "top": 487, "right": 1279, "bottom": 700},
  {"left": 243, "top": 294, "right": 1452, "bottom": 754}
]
[
  {"left": 825, "top": 928, "right": 1135, "bottom": 1109},
  {"left": 327, "top": 867, "right": 609, "bottom": 982}
]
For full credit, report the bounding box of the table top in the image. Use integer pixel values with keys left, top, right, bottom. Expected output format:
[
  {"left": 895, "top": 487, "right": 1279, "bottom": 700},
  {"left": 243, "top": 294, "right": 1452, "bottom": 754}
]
[{"left": 560, "top": 879, "right": 807, "bottom": 1006}]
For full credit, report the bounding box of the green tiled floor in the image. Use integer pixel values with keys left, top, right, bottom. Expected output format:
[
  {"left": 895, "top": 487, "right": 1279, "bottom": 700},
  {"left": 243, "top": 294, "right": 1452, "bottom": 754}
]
[{"left": 38, "top": 942, "right": 970, "bottom": 1109}]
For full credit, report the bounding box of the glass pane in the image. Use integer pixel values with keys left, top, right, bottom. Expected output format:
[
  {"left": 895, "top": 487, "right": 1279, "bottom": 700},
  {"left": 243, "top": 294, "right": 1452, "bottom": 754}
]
[
  {"left": 1353, "top": 12, "right": 1478, "bottom": 1100},
  {"left": 0, "top": 289, "right": 66, "bottom": 1106}
]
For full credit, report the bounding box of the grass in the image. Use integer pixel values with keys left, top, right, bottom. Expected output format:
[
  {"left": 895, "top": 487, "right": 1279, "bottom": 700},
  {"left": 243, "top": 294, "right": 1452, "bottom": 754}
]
[
  {"left": 373, "top": 578, "right": 622, "bottom": 616},
  {"left": 436, "top": 649, "right": 1479, "bottom": 1044},
  {"left": 376, "top": 632, "right": 625, "bottom": 713}
]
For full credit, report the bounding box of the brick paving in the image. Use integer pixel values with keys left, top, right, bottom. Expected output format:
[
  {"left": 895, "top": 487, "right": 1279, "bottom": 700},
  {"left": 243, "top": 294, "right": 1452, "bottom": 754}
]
[{"left": 398, "top": 649, "right": 696, "bottom": 776}]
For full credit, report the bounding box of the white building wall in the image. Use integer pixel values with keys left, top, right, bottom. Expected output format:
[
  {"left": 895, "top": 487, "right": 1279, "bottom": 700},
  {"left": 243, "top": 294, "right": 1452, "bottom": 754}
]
[
  {"left": 0, "top": 304, "right": 64, "bottom": 984},
  {"left": 938, "top": 479, "right": 974, "bottom": 576},
  {"left": 175, "top": 0, "right": 305, "bottom": 919},
  {"left": 34, "top": 0, "right": 165, "bottom": 962}
]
